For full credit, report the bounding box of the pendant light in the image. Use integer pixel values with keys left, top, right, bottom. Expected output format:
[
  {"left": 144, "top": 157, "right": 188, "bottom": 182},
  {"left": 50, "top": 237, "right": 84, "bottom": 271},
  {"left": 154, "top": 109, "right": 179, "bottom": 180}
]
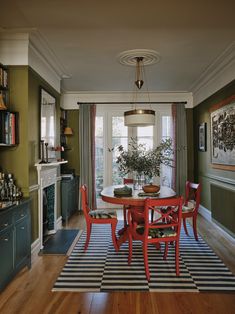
[{"left": 124, "top": 56, "right": 155, "bottom": 127}]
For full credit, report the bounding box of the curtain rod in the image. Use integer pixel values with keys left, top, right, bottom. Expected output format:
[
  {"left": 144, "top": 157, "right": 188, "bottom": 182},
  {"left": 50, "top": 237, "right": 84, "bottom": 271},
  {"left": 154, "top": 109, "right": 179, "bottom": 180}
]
[{"left": 77, "top": 101, "right": 187, "bottom": 105}]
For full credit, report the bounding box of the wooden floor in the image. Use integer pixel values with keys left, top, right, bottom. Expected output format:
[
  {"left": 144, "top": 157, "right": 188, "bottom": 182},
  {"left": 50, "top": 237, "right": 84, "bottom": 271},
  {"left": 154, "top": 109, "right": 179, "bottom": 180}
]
[{"left": 0, "top": 212, "right": 235, "bottom": 314}]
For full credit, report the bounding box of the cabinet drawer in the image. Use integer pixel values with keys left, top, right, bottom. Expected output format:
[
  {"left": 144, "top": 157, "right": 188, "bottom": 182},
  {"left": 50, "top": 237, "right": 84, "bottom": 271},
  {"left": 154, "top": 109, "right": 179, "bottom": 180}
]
[
  {"left": 14, "top": 206, "right": 28, "bottom": 223},
  {"left": 0, "top": 213, "right": 13, "bottom": 232}
]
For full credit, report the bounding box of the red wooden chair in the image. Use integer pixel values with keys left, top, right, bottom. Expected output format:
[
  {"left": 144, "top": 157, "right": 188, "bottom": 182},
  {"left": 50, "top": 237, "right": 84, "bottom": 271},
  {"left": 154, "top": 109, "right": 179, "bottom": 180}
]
[
  {"left": 127, "top": 196, "right": 183, "bottom": 281},
  {"left": 80, "top": 184, "right": 118, "bottom": 251},
  {"left": 182, "top": 181, "right": 201, "bottom": 241}
]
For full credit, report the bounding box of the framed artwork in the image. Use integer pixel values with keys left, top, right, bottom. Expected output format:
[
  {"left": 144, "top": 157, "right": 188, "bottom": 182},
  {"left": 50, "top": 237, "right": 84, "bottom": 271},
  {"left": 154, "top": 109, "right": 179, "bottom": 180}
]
[
  {"left": 210, "top": 96, "right": 235, "bottom": 170},
  {"left": 198, "top": 123, "right": 207, "bottom": 151}
]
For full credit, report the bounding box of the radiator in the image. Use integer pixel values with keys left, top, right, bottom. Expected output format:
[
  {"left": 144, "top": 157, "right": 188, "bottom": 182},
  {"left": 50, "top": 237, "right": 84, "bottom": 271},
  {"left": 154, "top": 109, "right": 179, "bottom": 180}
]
[{"left": 211, "top": 183, "right": 235, "bottom": 235}]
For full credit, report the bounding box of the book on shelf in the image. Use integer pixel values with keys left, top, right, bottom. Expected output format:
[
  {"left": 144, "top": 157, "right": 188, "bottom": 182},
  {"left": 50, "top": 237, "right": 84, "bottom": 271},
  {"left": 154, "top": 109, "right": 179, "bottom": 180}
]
[
  {"left": 0, "top": 65, "right": 8, "bottom": 89},
  {"left": 0, "top": 111, "right": 18, "bottom": 145}
]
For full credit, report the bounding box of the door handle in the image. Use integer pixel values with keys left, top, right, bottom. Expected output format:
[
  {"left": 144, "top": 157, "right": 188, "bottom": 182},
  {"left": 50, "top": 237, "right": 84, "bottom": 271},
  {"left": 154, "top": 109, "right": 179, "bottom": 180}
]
[{"left": 108, "top": 147, "right": 114, "bottom": 152}]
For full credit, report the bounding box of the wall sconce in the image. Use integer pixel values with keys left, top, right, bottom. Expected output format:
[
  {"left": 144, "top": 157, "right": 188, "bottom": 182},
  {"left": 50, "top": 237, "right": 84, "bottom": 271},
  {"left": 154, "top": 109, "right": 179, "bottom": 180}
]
[{"left": 64, "top": 127, "right": 73, "bottom": 135}]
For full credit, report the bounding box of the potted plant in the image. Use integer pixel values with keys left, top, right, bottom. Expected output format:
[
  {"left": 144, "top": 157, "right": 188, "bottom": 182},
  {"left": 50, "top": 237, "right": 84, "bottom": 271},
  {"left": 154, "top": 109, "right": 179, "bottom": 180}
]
[{"left": 116, "top": 137, "right": 173, "bottom": 189}]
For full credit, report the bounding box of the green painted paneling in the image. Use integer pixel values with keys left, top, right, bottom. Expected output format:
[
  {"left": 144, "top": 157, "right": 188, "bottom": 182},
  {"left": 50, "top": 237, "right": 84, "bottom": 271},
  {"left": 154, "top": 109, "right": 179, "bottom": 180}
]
[{"left": 193, "top": 79, "right": 235, "bottom": 216}]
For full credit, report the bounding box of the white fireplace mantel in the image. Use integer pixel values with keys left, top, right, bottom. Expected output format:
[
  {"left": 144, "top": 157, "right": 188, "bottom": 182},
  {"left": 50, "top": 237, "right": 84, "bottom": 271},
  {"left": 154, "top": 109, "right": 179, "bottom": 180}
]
[{"left": 35, "top": 160, "right": 68, "bottom": 250}]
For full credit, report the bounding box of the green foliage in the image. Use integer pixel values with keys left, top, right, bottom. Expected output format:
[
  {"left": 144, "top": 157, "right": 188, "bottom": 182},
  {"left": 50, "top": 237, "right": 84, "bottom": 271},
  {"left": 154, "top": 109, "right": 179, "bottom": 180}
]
[{"left": 116, "top": 137, "right": 173, "bottom": 179}]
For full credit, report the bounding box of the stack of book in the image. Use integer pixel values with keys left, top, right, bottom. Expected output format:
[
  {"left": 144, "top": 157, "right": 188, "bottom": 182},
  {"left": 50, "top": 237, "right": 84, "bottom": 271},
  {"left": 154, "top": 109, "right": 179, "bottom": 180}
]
[{"left": 0, "top": 111, "right": 18, "bottom": 145}]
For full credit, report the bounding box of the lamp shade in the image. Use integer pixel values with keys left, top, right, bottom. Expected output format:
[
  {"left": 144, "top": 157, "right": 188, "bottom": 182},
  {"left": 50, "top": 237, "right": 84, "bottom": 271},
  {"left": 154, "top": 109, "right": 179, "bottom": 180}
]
[
  {"left": 124, "top": 109, "right": 155, "bottom": 127},
  {"left": 64, "top": 127, "right": 73, "bottom": 135}
]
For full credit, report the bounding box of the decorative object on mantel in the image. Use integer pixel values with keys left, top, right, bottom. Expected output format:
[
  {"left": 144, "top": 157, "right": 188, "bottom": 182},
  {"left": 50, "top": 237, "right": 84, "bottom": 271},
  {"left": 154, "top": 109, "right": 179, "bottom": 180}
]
[
  {"left": 0, "top": 171, "right": 22, "bottom": 201},
  {"left": 118, "top": 49, "right": 160, "bottom": 127},
  {"left": 116, "top": 137, "right": 173, "bottom": 189},
  {"left": 39, "top": 140, "right": 46, "bottom": 164}
]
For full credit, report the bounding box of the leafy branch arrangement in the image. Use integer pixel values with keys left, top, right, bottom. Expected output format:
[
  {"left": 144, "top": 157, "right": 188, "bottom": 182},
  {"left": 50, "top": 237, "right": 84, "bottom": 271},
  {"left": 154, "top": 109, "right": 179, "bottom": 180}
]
[{"left": 116, "top": 137, "right": 173, "bottom": 180}]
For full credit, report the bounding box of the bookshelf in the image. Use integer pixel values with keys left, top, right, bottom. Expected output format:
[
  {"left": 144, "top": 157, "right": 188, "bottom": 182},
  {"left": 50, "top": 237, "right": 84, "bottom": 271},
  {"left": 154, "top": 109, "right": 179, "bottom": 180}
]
[{"left": 0, "top": 63, "right": 19, "bottom": 146}]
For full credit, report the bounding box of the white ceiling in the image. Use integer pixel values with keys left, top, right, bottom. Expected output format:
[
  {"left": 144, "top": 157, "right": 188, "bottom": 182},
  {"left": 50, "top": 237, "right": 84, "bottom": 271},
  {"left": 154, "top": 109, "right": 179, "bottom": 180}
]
[{"left": 1, "top": 0, "right": 235, "bottom": 93}]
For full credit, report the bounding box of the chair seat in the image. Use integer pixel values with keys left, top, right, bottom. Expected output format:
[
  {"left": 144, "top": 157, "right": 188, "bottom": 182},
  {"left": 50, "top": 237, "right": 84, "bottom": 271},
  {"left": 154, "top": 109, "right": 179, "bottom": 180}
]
[
  {"left": 89, "top": 209, "right": 117, "bottom": 219},
  {"left": 136, "top": 223, "right": 177, "bottom": 238},
  {"left": 182, "top": 200, "right": 195, "bottom": 213}
]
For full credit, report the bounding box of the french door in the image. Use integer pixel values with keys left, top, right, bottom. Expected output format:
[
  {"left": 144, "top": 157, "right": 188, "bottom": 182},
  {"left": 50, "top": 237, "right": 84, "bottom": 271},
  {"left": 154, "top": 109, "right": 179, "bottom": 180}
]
[{"left": 95, "top": 104, "right": 172, "bottom": 205}]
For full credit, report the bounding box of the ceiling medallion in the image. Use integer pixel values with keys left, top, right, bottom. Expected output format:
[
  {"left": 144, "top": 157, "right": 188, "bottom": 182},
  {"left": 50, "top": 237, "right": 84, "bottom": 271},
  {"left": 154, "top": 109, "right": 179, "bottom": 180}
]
[{"left": 117, "top": 49, "right": 161, "bottom": 66}]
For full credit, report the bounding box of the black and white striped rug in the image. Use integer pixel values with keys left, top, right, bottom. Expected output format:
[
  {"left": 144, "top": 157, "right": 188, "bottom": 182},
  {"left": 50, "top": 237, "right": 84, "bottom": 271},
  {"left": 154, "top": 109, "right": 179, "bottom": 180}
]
[{"left": 52, "top": 222, "right": 235, "bottom": 292}]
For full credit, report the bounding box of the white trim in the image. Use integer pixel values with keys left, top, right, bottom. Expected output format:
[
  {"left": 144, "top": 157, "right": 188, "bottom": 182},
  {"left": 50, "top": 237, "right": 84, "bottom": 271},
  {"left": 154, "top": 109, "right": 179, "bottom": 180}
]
[
  {"left": 61, "top": 91, "right": 193, "bottom": 109},
  {"left": 191, "top": 42, "right": 235, "bottom": 106},
  {"left": 56, "top": 216, "right": 63, "bottom": 229},
  {"left": 31, "top": 238, "right": 41, "bottom": 261},
  {"left": 0, "top": 30, "right": 63, "bottom": 93},
  {"left": 199, "top": 204, "right": 212, "bottom": 221}
]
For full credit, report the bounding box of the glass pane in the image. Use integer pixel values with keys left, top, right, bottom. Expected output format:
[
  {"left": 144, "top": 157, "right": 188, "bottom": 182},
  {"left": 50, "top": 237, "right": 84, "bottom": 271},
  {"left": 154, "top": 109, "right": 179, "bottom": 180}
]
[
  {"left": 137, "top": 126, "right": 153, "bottom": 137},
  {"left": 137, "top": 138, "right": 153, "bottom": 150},
  {"left": 162, "top": 116, "right": 172, "bottom": 138},
  {"left": 95, "top": 116, "right": 103, "bottom": 136},
  {"left": 95, "top": 116, "right": 104, "bottom": 198},
  {"left": 112, "top": 116, "right": 128, "bottom": 185},
  {"left": 112, "top": 116, "right": 127, "bottom": 136},
  {"left": 112, "top": 137, "right": 128, "bottom": 185}
]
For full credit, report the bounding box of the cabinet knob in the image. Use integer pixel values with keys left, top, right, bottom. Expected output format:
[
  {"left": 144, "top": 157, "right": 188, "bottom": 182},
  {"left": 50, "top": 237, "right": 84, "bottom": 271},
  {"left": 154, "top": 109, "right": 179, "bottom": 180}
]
[
  {"left": 21, "top": 226, "right": 25, "bottom": 230},
  {"left": 4, "top": 238, "right": 9, "bottom": 242},
  {"left": 20, "top": 214, "right": 25, "bottom": 217},
  {"left": 3, "top": 223, "right": 8, "bottom": 227}
]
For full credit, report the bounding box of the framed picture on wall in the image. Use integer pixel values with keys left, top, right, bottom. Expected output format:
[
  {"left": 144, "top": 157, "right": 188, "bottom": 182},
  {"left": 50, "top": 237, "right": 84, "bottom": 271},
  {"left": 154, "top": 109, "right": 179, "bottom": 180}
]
[
  {"left": 198, "top": 123, "right": 207, "bottom": 152},
  {"left": 210, "top": 95, "right": 235, "bottom": 170}
]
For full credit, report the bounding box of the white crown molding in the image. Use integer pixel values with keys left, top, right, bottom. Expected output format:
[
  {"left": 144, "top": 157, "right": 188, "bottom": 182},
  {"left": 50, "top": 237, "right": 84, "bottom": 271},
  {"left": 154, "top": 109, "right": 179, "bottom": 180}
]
[
  {"left": 61, "top": 91, "right": 193, "bottom": 109},
  {"left": 29, "top": 30, "right": 69, "bottom": 79},
  {"left": 0, "top": 29, "right": 65, "bottom": 93},
  {"left": 190, "top": 42, "right": 235, "bottom": 106}
]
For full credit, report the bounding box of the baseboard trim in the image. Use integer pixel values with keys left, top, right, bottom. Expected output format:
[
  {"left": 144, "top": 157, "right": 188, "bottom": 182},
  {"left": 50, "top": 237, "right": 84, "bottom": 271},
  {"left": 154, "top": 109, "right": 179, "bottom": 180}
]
[
  {"left": 31, "top": 238, "right": 40, "bottom": 262},
  {"left": 57, "top": 216, "right": 62, "bottom": 229},
  {"left": 199, "top": 204, "right": 235, "bottom": 242},
  {"left": 199, "top": 204, "right": 212, "bottom": 221}
]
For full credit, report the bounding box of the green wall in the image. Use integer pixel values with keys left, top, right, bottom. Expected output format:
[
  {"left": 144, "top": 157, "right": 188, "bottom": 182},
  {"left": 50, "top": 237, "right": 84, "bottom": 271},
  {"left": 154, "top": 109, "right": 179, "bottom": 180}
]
[
  {"left": 0, "top": 67, "right": 29, "bottom": 195},
  {"left": 62, "top": 109, "right": 80, "bottom": 176},
  {"left": 0, "top": 66, "right": 61, "bottom": 243},
  {"left": 193, "top": 79, "right": 235, "bottom": 235}
]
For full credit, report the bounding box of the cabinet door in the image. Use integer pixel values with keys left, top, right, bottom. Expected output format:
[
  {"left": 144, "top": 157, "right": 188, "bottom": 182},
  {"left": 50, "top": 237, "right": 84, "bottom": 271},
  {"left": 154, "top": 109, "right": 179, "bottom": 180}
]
[
  {"left": 15, "top": 218, "right": 30, "bottom": 268},
  {"left": 0, "top": 228, "right": 14, "bottom": 288}
]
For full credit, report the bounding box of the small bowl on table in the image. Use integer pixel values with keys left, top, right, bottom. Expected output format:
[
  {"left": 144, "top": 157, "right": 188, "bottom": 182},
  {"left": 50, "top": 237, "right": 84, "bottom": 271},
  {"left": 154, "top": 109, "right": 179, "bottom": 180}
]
[{"left": 142, "top": 184, "right": 160, "bottom": 193}]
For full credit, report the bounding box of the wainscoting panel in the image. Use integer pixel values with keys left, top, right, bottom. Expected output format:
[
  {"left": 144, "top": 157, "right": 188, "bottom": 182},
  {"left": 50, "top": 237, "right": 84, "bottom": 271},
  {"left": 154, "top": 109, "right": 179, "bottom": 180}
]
[{"left": 211, "top": 183, "right": 235, "bottom": 235}]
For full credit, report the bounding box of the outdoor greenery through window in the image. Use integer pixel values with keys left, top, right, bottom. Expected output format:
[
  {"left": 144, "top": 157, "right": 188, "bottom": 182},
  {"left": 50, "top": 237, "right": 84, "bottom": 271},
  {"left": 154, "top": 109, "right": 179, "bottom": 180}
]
[{"left": 95, "top": 106, "right": 173, "bottom": 202}]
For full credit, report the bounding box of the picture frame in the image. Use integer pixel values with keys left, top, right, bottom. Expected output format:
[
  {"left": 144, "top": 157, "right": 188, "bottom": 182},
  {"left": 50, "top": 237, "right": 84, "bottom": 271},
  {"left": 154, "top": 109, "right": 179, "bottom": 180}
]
[
  {"left": 210, "top": 95, "right": 235, "bottom": 171},
  {"left": 198, "top": 123, "right": 207, "bottom": 152}
]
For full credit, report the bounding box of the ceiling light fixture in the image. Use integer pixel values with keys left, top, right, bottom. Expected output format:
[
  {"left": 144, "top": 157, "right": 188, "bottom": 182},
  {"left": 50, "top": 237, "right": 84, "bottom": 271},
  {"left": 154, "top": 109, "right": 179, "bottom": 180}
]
[{"left": 124, "top": 56, "right": 155, "bottom": 127}]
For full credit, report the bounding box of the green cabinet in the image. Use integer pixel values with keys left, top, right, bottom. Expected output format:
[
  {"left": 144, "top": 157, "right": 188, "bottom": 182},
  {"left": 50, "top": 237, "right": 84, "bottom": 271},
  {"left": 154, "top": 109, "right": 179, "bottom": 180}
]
[
  {"left": 61, "top": 176, "right": 79, "bottom": 223},
  {"left": 0, "top": 198, "right": 31, "bottom": 291}
]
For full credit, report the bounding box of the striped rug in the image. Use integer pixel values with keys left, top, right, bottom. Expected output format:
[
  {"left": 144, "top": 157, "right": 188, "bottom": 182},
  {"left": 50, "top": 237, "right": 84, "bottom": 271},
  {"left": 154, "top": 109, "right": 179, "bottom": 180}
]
[{"left": 52, "top": 222, "right": 235, "bottom": 292}]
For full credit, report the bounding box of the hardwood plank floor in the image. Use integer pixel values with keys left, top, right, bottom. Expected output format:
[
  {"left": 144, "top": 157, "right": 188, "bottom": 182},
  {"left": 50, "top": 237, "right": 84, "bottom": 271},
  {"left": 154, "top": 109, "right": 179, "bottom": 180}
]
[{"left": 0, "top": 211, "right": 235, "bottom": 314}]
